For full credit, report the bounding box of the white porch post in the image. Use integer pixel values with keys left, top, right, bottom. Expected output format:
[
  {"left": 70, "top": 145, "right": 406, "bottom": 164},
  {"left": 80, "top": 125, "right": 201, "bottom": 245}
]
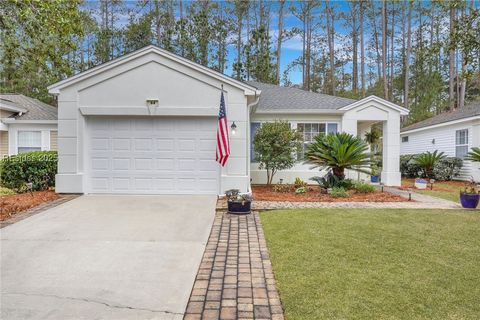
[{"left": 381, "top": 114, "right": 401, "bottom": 186}]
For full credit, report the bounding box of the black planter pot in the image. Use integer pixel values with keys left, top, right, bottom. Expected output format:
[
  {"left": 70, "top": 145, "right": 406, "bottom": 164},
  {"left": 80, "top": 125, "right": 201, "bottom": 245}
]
[
  {"left": 228, "top": 200, "right": 252, "bottom": 214},
  {"left": 460, "top": 192, "right": 480, "bottom": 209}
]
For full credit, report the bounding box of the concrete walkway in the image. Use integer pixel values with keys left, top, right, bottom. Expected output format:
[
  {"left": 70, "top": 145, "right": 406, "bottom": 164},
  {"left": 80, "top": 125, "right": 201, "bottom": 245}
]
[{"left": 1, "top": 195, "right": 217, "bottom": 320}]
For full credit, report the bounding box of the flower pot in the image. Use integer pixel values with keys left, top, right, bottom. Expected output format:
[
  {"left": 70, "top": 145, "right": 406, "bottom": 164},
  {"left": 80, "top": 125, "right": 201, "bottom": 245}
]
[
  {"left": 370, "top": 176, "right": 379, "bottom": 183},
  {"left": 228, "top": 200, "right": 252, "bottom": 214},
  {"left": 415, "top": 179, "right": 428, "bottom": 190},
  {"left": 460, "top": 192, "right": 479, "bottom": 209}
]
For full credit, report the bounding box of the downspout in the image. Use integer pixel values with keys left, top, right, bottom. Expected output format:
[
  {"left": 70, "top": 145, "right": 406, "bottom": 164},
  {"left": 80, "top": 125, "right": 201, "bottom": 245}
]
[{"left": 246, "top": 93, "right": 260, "bottom": 194}]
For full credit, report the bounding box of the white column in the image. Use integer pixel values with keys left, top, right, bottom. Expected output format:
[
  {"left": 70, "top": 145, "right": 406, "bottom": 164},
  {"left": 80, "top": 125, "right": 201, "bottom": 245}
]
[
  {"left": 471, "top": 122, "right": 480, "bottom": 181},
  {"left": 381, "top": 114, "right": 401, "bottom": 186}
]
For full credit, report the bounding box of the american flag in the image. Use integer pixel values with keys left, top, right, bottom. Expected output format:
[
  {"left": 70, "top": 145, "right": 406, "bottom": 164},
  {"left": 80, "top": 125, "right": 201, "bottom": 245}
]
[{"left": 216, "top": 91, "right": 230, "bottom": 166}]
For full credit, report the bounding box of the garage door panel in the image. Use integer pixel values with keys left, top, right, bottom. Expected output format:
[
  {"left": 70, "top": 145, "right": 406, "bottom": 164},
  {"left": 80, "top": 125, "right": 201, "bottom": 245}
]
[{"left": 88, "top": 117, "right": 219, "bottom": 194}]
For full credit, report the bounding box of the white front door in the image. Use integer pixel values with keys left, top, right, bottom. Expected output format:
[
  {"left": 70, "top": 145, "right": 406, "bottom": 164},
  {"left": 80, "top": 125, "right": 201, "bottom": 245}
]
[{"left": 87, "top": 117, "right": 219, "bottom": 194}]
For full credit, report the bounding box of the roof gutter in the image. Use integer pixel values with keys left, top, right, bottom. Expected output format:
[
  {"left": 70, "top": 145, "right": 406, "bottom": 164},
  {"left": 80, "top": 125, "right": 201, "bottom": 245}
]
[
  {"left": 1, "top": 119, "right": 58, "bottom": 124},
  {"left": 401, "top": 115, "right": 480, "bottom": 134},
  {"left": 0, "top": 102, "right": 27, "bottom": 114}
]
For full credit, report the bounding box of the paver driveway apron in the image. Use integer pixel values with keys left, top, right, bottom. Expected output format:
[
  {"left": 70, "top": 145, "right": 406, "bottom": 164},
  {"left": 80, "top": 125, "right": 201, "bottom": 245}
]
[{"left": 1, "top": 195, "right": 216, "bottom": 320}]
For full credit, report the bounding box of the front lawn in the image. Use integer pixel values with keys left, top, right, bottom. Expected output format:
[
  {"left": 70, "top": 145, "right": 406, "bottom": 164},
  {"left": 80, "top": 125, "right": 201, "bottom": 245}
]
[
  {"left": 402, "top": 178, "right": 464, "bottom": 203},
  {"left": 261, "top": 209, "right": 480, "bottom": 319}
]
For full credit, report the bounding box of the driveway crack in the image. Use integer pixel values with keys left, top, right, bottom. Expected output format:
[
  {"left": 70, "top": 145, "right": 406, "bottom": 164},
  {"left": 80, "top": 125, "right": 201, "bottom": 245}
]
[{"left": 2, "top": 292, "right": 184, "bottom": 315}]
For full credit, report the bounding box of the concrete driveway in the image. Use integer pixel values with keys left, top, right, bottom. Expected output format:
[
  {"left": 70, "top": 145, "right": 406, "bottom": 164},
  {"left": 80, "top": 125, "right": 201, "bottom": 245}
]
[{"left": 1, "top": 195, "right": 216, "bottom": 320}]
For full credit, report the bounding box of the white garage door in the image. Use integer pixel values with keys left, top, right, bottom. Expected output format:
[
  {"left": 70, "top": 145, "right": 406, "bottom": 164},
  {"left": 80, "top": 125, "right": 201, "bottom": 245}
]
[{"left": 87, "top": 117, "right": 219, "bottom": 194}]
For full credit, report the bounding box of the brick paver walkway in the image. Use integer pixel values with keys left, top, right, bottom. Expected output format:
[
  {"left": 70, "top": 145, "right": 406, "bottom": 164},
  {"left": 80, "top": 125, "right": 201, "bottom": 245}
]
[{"left": 184, "top": 212, "right": 284, "bottom": 320}]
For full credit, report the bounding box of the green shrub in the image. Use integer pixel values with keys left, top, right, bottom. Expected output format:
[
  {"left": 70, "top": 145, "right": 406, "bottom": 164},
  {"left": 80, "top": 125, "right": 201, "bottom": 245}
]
[
  {"left": 400, "top": 154, "right": 463, "bottom": 181},
  {"left": 294, "top": 177, "right": 308, "bottom": 189},
  {"left": 311, "top": 172, "right": 354, "bottom": 190},
  {"left": 433, "top": 157, "right": 463, "bottom": 181},
  {"left": 353, "top": 181, "right": 376, "bottom": 193},
  {"left": 330, "top": 187, "right": 348, "bottom": 198},
  {"left": 0, "top": 151, "right": 57, "bottom": 192},
  {"left": 295, "top": 187, "right": 306, "bottom": 194}
]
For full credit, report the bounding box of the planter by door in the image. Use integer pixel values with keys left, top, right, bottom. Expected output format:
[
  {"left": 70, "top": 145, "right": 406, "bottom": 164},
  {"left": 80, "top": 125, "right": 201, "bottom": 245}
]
[
  {"left": 460, "top": 192, "right": 479, "bottom": 209},
  {"left": 227, "top": 200, "right": 252, "bottom": 214},
  {"left": 370, "top": 176, "right": 379, "bottom": 183}
]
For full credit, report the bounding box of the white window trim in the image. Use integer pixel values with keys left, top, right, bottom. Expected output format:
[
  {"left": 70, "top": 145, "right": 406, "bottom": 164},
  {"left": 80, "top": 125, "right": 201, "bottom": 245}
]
[
  {"left": 402, "top": 136, "right": 409, "bottom": 143},
  {"left": 455, "top": 129, "right": 469, "bottom": 158}
]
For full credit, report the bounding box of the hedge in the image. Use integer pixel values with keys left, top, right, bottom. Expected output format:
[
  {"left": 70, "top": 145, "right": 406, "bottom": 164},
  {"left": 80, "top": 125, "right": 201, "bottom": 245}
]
[
  {"left": 400, "top": 154, "right": 463, "bottom": 181},
  {"left": 0, "top": 151, "right": 57, "bottom": 192}
]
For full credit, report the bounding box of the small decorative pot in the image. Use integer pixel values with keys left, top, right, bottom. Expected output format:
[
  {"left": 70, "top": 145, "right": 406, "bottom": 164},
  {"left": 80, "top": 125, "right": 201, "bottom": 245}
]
[
  {"left": 370, "top": 176, "right": 379, "bottom": 183},
  {"left": 414, "top": 179, "right": 428, "bottom": 190},
  {"left": 459, "top": 192, "right": 479, "bottom": 209},
  {"left": 228, "top": 200, "right": 252, "bottom": 214}
]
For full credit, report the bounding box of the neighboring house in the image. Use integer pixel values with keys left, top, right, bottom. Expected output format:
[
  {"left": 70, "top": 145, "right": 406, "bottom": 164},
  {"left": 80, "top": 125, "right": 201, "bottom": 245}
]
[
  {"left": 0, "top": 94, "right": 58, "bottom": 158},
  {"left": 47, "top": 45, "right": 408, "bottom": 195},
  {"left": 400, "top": 103, "right": 480, "bottom": 181}
]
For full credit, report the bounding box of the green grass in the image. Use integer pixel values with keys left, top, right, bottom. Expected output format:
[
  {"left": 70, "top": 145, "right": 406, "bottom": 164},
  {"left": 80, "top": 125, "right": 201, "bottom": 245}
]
[
  {"left": 261, "top": 209, "right": 480, "bottom": 320},
  {"left": 415, "top": 182, "right": 462, "bottom": 203},
  {"left": 0, "top": 186, "right": 15, "bottom": 196}
]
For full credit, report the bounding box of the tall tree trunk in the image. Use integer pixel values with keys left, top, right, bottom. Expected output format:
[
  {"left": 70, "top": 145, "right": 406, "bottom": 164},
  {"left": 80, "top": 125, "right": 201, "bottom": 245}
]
[
  {"left": 360, "top": 1, "right": 366, "bottom": 97},
  {"left": 382, "top": 0, "right": 388, "bottom": 99},
  {"left": 459, "top": 6, "right": 467, "bottom": 109},
  {"left": 449, "top": 5, "right": 456, "bottom": 110},
  {"left": 371, "top": 2, "right": 382, "bottom": 80},
  {"left": 326, "top": 0, "right": 336, "bottom": 95},
  {"left": 404, "top": 0, "right": 412, "bottom": 109},
  {"left": 305, "top": 11, "right": 312, "bottom": 90},
  {"left": 352, "top": 2, "right": 358, "bottom": 95},
  {"left": 390, "top": 1, "right": 395, "bottom": 97},
  {"left": 276, "top": 0, "right": 285, "bottom": 84}
]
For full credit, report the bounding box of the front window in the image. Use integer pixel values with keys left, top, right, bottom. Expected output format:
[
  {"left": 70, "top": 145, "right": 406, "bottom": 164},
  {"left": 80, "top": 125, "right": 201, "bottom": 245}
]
[
  {"left": 18, "top": 131, "right": 42, "bottom": 153},
  {"left": 455, "top": 129, "right": 469, "bottom": 158},
  {"left": 250, "top": 122, "right": 261, "bottom": 163},
  {"left": 402, "top": 136, "right": 409, "bottom": 143},
  {"left": 297, "top": 123, "right": 337, "bottom": 160}
]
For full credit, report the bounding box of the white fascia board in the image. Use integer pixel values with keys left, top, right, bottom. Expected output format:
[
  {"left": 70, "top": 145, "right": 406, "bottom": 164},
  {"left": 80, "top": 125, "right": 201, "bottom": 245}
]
[
  {"left": 254, "top": 109, "right": 346, "bottom": 115},
  {"left": 339, "top": 95, "right": 410, "bottom": 115},
  {"left": 0, "top": 102, "right": 27, "bottom": 113},
  {"left": 80, "top": 106, "right": 218, "bottom": 116},
  {"left": 48, "top": 45, "right": 260, "bottom": 96},
  {"left": 1, "top": 119, "right": 58, "bottom": 124},
  {"left": 400, "top": 116, "right": 480, "bottom": 135}
]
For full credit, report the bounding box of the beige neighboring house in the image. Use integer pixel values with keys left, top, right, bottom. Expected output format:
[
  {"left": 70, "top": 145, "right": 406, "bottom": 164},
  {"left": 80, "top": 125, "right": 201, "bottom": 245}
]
[{"left": 0, "top": 94, "right": 58, "bottom": 159}]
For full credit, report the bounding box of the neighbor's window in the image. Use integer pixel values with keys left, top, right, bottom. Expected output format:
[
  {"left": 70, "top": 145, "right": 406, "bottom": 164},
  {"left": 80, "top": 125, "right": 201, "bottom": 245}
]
[
  {"left": 250, "top": 122, "right": 261, "bottom": 163},
  {"left": 455, "top": 129, "right": 469, "bottom": 158},
  {"left": 297, "top": 123, "right": 337, "bottom": 160},
  {"left": 402, "top": 136, "right": 409, "bottom": 143},
  {"left": 18, "top": 131, "right": 42, "bottom": 153}
]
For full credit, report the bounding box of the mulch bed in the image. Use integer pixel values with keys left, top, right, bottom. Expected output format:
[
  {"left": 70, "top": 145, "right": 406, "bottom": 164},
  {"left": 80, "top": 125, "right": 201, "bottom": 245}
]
[
  {"left": 252, "top": 185, "right": 408, "bottom": 203},
  {"left": 400, "top": 178, "right": 465, "bottom": 192},
  {"left": 0, "top": 190, "right": 59, "bottom": 221}
]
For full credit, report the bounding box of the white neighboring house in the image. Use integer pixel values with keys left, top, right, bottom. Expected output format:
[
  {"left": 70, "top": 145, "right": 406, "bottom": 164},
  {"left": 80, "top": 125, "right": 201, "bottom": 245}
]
[
  {"left": 400, "top": 103, "right": 480, "bottom": 181},
  {"left": 0, "top": 94, "right": 58, "bottom": 158},
  {"left": 47, "top": 45, "right": 408, "bottom": 195}
]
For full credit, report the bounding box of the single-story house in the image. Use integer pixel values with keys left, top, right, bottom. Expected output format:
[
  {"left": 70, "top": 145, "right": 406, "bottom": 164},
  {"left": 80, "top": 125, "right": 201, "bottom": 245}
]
[
  {"left": 47, "top": 45, "right": 408, "bottom": 195},
  {"left": 0, "top": 94, "right": 58, "bottom": 158},
  {"left": 401, "top": 103, "right": 480, "bottom": 181}
]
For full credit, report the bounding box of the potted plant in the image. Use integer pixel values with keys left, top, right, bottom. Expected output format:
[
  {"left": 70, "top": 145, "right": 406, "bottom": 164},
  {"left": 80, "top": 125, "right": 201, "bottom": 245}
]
[
  {"left": 225, "top": 189, "right": 252, "bottom": 214},
  {"left": 370, "top": 164, "right": 380, "bottom": 183},
  {"left": 459, "top": 178, "right": 479, "bottom": 209},
  {"left": 414, "top": 178, "right": 428, "bottom": 189}
]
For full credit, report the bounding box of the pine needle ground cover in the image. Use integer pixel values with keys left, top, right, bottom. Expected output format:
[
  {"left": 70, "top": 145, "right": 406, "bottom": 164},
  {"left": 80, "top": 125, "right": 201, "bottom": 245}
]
[{"left": 261, "top": 209, "right": 480, "bottom": 320}]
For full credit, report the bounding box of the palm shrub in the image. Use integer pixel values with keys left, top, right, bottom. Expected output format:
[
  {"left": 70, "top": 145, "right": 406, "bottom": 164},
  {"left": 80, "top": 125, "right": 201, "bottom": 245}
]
[
  {"left": 305, "top": 132, "right": 372, "bottom": 180},
  {"left": 466, "top": 147, "right": 480, "bottom": 163},
  {"left": 414, "top": 150, "right": 446, "bottom": 178}
]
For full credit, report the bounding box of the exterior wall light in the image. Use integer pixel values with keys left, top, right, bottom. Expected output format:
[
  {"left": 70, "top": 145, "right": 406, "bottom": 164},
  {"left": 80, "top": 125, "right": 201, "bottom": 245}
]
[
  {"left": 231, "top": 121, "right": 237, "bottom": 135},
  {"left": 146, "top": 99, "right": 159, "bottom": 115}
]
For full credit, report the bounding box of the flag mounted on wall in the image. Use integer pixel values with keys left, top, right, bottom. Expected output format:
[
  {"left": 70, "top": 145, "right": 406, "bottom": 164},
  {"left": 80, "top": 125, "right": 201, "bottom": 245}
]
[{"left": 216, "top": 89, "right": 230, "bottom": 166}]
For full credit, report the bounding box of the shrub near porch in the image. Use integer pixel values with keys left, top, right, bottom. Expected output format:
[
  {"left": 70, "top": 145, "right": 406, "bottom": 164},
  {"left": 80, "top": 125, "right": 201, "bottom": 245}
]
[{"left": 261, "top": 209, "right": 480, "bottom": 320}]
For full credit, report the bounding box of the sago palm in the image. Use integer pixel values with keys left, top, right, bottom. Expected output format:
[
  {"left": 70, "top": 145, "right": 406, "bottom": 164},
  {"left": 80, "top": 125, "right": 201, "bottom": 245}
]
[
  {"left": 465, "top": 147, "right": 480, "bottom": 163},
  {"left": 305, "top": 132, "right": 372, "bottom": 179},
  {"left": 414, "top": 150, "right": 446, "bottom": 178}
]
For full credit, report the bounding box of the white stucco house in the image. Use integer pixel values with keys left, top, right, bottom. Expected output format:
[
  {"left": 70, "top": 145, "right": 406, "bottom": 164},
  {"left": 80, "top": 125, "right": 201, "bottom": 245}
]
[
  {"left": 401, "top": 103, "right": 480, "bottom": 181},
  {"left": 47, "top": 45, "right": 408, "bottom": 195},
  {"left": 0, "top": 94, "right": 58, "bottom": 158}
]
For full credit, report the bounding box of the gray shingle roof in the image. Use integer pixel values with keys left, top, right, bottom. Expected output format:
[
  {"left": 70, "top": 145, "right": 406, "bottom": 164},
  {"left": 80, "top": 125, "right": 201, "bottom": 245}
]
[
  {"left": 0, "top": 94, "right": 57, "bottom": 120},
  {"left": 401, "top": 102, "right": 480, "bottom": 132},
  {"left": 245, "top": 81, "right": 356, "bottom": 111}
]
